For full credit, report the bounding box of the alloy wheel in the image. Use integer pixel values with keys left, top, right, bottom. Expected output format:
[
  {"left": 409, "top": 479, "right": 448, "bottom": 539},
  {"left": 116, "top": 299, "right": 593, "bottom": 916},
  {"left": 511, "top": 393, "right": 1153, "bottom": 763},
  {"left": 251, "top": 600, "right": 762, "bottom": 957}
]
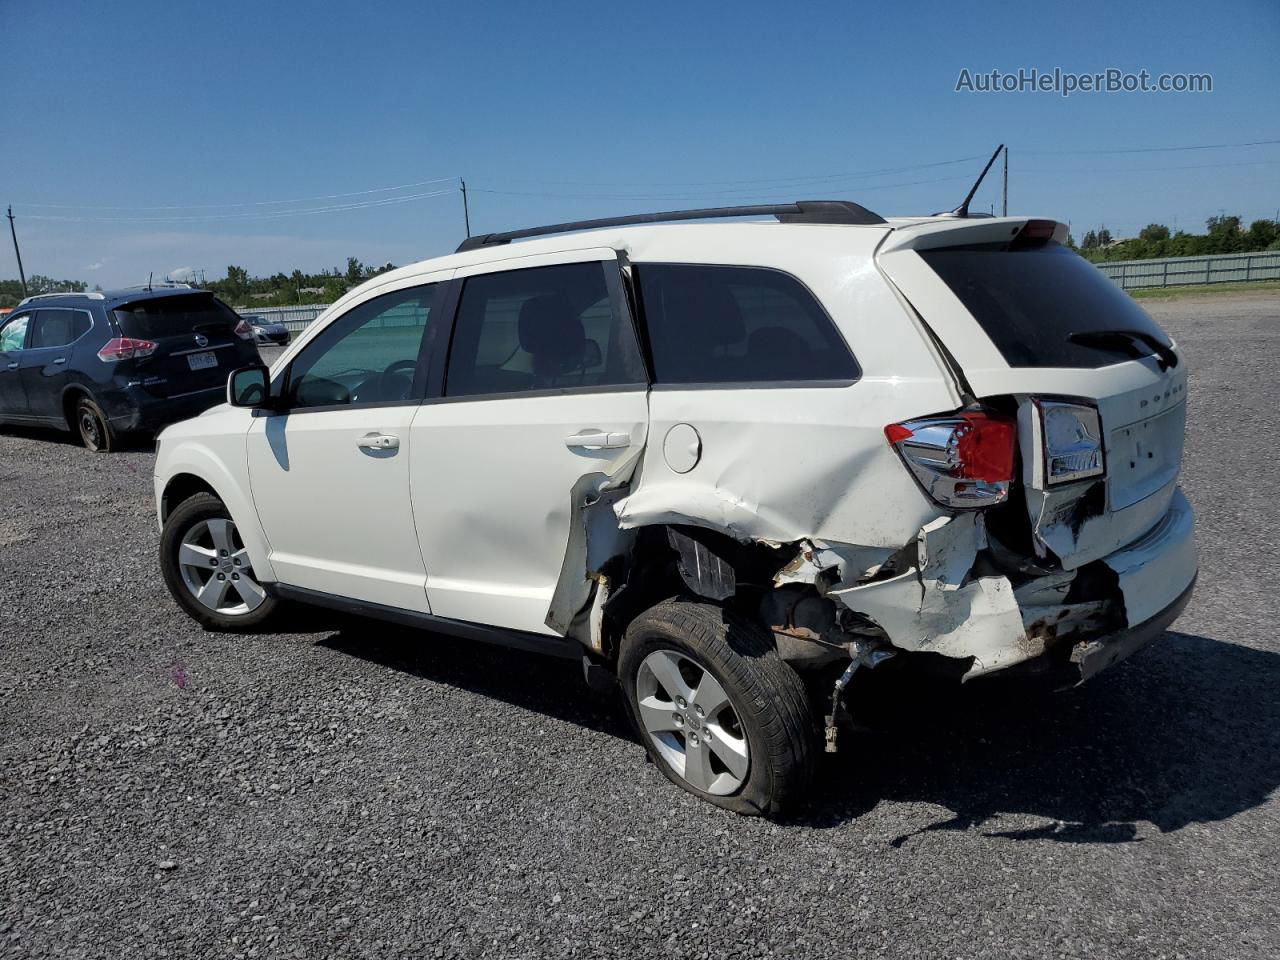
[
  {"left": 176, "top": 518, "right": 266, "bottom": 616},
  {"left": 635, "top": 648, "right": 750, "bottom": 795}
]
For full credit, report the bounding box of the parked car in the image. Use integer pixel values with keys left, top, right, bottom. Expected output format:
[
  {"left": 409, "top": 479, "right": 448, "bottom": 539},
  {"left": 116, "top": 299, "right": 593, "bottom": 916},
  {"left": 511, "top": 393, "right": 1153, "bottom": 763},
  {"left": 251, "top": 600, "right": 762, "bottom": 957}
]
[
  {"left": 0, "top": 284, "right": 260, "bottom": 450},
  {"left": 241, "top": 314, "right": 291, "bottom": 347},
  {"left": 153, "top": 202, "right": 1196, "bottom": 815}
]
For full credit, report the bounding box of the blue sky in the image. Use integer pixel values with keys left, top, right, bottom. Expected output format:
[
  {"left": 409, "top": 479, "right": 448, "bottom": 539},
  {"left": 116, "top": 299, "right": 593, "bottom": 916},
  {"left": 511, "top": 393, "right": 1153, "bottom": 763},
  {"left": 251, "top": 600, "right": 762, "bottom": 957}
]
[{"left": 2, "top": 0, "right": 1277, "bottom": 288}]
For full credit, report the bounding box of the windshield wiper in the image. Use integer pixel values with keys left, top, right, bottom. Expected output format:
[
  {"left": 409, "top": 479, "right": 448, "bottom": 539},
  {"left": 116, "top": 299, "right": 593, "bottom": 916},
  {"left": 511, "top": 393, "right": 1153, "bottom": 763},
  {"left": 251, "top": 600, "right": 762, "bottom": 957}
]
[{"left": 1068, "top": 329, "right": 1177, "bottom": 370}]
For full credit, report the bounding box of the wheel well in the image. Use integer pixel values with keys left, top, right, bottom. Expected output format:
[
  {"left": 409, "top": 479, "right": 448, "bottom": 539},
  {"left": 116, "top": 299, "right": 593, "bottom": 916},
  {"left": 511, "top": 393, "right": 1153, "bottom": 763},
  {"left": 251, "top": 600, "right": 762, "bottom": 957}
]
[
  {"left": 60, "top": 387, "right": 91, "bottom": 431},
  {"left": 599, "top": 523, "right": 798, "bottom": 662},
  {"left": 160, "top": 474, "right": 220, "bottom": 521}
]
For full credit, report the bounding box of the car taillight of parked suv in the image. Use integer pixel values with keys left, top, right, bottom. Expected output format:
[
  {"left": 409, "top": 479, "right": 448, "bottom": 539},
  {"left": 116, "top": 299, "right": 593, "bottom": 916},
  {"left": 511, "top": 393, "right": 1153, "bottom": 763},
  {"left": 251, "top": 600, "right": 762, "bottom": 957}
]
[
  {"left": 152, "top": 202, "right": 1196, "bottom": 816},
  {"left": 0, "top": 284, "right": 261, "bottom": 450}
]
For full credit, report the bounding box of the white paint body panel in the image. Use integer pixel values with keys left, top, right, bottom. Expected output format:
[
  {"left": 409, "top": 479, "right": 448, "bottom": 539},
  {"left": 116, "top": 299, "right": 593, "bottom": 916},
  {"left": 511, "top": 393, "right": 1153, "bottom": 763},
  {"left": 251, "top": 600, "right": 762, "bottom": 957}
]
[
  {"left": 409, "top": 390, "right": 648, "bottom": 634},
  {"left": 244, "top": 404, "right": 429, "bottom": 611}
]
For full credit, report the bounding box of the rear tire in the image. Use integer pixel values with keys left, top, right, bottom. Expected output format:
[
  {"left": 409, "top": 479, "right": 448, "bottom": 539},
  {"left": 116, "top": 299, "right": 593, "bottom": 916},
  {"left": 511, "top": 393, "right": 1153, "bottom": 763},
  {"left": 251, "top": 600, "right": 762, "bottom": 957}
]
[
  {"left": 160, "top": 492, "right": 281, "bottom": 631},
  {"left": 75, "top": 397, "right": 114, "bottom": 452},
  {"left": 619, "top": 599, "right": 817, "bottom": 817}
]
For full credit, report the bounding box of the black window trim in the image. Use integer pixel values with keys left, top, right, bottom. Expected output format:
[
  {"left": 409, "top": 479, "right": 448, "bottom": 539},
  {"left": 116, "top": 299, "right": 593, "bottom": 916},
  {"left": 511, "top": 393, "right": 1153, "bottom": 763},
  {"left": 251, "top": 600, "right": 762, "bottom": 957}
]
[
  {"left": 436, "top": 256, "right": 649, "bottom": 402},
  {"left": 271, "top": 280, "right": 445, "bottom": 416},
  {"left": 629, "top": 260, "right": 862, "bottom": 389}
]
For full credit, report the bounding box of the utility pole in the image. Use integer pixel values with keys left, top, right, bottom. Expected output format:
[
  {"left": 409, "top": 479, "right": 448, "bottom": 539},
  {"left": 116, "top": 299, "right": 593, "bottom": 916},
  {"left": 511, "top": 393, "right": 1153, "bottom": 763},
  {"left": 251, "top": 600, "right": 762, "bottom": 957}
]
[
  {"left": 7, "top": 205, "right": 27, "bottom": 296},
  {"left": 1001, "top": 146, "right": 1008, "bottom": 217},
  {"left": 460, "top": 179, "right": 472, "bottom": 238}
]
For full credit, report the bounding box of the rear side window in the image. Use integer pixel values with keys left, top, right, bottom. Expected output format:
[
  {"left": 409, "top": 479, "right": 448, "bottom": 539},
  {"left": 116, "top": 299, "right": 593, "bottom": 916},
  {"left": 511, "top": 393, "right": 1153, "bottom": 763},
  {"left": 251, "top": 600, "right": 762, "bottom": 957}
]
[
  {"left": 445, "top": 262, "right": 647, "bottom": 398},
  {"left": 634, "top": 264, "right": 858, "bottom": 385},
  {"left": 113, "top": 294, "right": 239, "bottom": 340},
  {"left": 920, "top": 242, "right": 1173, "bottom": 369},
  {"left": 30, "top": 309, "right": 90, "bottom": 348}
]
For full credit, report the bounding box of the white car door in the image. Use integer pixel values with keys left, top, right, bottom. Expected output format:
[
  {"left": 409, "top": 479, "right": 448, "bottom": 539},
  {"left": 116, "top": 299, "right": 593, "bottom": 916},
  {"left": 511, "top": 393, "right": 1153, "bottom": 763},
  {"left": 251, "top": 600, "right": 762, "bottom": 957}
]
[
  {"left": 245, "top": 273, "right": 451, "bottom": 611},
  {"left": 409, "top": 250, "right": 649, "bottom": 635}
]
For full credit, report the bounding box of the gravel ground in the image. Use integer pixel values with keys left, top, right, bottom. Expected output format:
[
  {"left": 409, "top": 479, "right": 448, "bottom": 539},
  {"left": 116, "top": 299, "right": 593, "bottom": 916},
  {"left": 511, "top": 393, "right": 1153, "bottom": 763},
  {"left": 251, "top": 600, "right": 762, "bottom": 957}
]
[{"left": 2, "top": 293, "right": 1278, "bottom": 959}]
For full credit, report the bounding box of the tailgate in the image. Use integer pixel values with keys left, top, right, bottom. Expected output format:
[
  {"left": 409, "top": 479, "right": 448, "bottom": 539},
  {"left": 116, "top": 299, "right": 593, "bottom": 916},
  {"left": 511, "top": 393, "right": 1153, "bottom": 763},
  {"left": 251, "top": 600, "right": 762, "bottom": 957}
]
[
  {"left": 877, "top": 217, "right": 1188, "bottom": 568},
  {"left": 113, "top": 294, "right": 250, "bottom": 397}
]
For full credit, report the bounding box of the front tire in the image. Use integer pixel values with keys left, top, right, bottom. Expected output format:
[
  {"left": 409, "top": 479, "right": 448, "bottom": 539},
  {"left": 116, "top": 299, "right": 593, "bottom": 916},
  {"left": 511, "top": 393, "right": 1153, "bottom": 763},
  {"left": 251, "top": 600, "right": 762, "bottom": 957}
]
[
  {"left": 160, "top": 492, "right": 280, "bottom": 631},
  {"left": 75, "top": 397, "right": 115, "bottom": 452},
  {"left": 619, "top": 600, "right": 817, "bottom": 817}
]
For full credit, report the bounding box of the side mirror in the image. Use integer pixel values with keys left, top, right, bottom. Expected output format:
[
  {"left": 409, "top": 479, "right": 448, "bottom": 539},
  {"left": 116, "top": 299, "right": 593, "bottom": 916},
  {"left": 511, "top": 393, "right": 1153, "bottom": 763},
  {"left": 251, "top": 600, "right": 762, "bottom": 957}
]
[{"left": 228, "top": 364, "right": 270, "bottom": 408}]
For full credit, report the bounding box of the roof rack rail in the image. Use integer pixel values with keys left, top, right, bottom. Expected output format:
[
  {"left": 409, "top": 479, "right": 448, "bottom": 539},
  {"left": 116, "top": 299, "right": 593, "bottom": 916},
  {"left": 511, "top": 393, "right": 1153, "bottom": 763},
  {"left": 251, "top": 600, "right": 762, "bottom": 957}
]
[
  {"left": 118, "top": 281, "right": 195, "bottom": 290},
  {"left": 456, "top": 200, "right": 886, "bottom": 253},
  {"left": 17, "top": 291, "right": 106, "bottom": 306}
]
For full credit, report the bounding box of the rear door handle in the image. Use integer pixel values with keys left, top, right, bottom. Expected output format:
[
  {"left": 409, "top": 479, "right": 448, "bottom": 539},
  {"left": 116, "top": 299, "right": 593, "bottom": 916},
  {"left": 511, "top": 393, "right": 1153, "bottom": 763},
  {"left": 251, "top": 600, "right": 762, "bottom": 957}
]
[
  {"left": 4, "top": 362, "right": 16, "bottom": 370},
  {"left": 565, "top": 430, "right": 631, "bottom": 450},
  {"left": 52, "top": 358, "right": 66, "bottom": 366},
  {"left": 357, "top": 433, "right": 400, "bottom": 451}
]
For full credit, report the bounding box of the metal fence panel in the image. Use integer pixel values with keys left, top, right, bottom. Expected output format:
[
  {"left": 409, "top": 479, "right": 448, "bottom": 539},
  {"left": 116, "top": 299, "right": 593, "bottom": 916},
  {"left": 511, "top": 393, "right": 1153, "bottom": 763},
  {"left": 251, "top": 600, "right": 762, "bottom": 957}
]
[
  {"left": 1096, "top": 251, "right": 1280, "bottom": 289},
  {"left": 233, "top": 303, "right": 330, "bottom": 332}
]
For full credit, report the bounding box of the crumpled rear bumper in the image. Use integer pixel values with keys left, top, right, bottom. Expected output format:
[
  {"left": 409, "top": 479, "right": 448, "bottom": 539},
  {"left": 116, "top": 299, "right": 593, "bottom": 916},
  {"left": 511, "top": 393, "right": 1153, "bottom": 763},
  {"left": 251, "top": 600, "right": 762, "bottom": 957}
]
[{"left": 1064, "top": 572, "right": 1195, "bottom": 686}]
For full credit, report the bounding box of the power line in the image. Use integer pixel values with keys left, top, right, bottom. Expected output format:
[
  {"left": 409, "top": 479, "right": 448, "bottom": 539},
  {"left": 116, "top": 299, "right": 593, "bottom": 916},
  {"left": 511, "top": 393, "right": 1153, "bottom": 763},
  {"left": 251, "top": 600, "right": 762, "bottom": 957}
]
[
  {"left": 13, "top": 176, "right": 460, "bottom": 211},
  {"left": 17, "top": 188, "right": 457, "bottom": 223},
  {"left": 484, "top": 155, "right": 987, "bottom": 189},
  {"left": 1023, "top": 137, "right": 1280, "bottom": 156},
  {"left": 471, "top": 173, "right": 976, "bottom": 204}
]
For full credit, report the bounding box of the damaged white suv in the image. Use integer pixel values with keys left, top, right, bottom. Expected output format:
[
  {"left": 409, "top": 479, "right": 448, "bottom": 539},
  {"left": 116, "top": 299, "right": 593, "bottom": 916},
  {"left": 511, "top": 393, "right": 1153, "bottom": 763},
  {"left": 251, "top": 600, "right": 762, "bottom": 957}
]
[{"left": 154, "top": 201, "right": 1196, "bottom": 816}]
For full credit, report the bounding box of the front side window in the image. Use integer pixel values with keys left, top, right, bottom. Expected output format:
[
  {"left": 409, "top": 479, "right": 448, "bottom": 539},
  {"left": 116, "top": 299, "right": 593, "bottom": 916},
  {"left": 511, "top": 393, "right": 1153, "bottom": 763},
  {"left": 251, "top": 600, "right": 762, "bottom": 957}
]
[
  {"left": 30, "top": 309, "right": 89, "bottom": 349},
  {"left": 634, "top": 264, "right": 859, "bottom": 384},
  {"left": 286, "top": 284, "right": 437, "bottom": 409},
  {"left": 445, "top": 261, "right": 646, "bottom": 398},
  {"left": 0, "top": 314, "right": 30, "bottom": 352}
]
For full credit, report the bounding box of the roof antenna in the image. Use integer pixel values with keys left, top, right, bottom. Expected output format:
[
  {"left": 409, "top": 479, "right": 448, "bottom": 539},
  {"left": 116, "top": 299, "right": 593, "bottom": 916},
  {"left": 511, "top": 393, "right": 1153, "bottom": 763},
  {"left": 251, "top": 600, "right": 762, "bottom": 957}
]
[
  {"left": 146, "top": 271, "right": 153, "bottom": 292},
  {"left": 941, "top": 144, "right": 1004, "bottom": 218}
]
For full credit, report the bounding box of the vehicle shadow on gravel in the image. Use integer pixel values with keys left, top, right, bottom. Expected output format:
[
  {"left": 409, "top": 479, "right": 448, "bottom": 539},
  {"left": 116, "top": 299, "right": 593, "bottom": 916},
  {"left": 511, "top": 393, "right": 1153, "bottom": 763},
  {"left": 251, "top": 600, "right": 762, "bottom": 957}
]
[
  {"left": 316, "top": 622, "right": 632, "bottom": 740},
  {"left": 799, "top": 630, "right": 1280, "bottom": 843}
]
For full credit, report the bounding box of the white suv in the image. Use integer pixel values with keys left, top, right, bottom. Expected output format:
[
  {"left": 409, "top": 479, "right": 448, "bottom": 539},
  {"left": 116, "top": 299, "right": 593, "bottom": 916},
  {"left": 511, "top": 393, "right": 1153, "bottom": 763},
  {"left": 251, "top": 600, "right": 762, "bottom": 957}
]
[{"left": 154, "top": 202, "right": 1197, "bottom": 815}]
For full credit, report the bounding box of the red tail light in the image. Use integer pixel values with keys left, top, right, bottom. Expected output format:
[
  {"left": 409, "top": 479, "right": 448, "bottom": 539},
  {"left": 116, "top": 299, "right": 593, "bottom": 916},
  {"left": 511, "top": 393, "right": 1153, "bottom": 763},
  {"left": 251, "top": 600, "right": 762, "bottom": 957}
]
[
  {"left": 885, "top": 411, "right": 1017, "bottom": 507},
  {"left": 97, "top": 337, "right": 157, "bottom": 362},
  {"left": 233, "top": 318, "right": 255, "bottom": 340}
]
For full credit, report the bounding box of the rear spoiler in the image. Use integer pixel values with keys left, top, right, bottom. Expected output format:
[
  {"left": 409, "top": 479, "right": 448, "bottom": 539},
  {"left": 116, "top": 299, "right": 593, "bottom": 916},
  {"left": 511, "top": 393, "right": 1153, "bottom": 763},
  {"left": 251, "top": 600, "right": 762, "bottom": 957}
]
[{"left": 878, "top": 217, "right": 1069, "bottom": 254}]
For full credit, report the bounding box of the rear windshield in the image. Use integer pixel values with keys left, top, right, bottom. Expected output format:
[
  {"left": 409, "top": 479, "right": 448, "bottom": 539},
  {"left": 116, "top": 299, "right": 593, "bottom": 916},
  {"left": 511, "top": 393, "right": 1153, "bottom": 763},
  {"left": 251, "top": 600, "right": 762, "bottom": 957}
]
[
  {"left": 920, "top": 242, "right": 1173, "bottom": 368},
  {"left": 113, "top": 294, "right": 239, "bottom": 340}
]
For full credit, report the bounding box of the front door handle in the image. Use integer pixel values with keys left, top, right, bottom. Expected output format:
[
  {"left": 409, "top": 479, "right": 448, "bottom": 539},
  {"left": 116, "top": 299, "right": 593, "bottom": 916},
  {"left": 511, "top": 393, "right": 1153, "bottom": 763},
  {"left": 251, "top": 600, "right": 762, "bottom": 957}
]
[
  {"left": 4, "top": 362, "right": 16, "bottom": 370},
  {"left": 357, "top": 433, "right": 400, "bottom": 451},
  {"left": 565, "top": 430, "right": 631, "bottom": 450},
  {"left": 52, "top": 357, "right": 66, "bottom": 365}
]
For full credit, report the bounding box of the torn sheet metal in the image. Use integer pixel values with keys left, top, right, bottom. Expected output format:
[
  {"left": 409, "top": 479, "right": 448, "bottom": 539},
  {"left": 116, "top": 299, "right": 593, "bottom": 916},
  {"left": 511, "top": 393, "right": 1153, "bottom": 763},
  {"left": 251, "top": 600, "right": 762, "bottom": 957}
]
[
  {"left": 828, "top": 512, "right": 1036, "bottom": 678},
  {"left": 545, "top": 443, "right": 646, "bottom": 639}
]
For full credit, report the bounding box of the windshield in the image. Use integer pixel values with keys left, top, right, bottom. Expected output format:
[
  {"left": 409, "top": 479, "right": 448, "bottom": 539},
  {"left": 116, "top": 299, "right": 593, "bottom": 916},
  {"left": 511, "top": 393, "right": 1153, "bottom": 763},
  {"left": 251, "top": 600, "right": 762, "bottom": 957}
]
[{"left": 920, "top": 241, "right": 1173, "bottom": 369}]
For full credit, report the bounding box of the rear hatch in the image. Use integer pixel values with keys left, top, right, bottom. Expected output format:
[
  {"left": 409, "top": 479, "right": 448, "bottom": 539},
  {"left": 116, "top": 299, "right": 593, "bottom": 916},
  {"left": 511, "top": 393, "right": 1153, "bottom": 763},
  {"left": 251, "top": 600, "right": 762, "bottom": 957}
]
[
  {"left": 112, "top": 293, "right": 256, "bottom": 397},
  {"left": 877, "top": 218, "right": 1186, "bottom": 569}
]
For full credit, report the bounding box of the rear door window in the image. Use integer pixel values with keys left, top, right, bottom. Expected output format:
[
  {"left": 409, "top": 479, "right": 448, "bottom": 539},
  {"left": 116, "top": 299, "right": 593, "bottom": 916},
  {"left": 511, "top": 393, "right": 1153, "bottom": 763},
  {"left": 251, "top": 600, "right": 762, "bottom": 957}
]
[
  {"left": 919, "top": 242, "right": 1173, "bottom": 368},
  {"left": 0, "top": 314, "right": 30, "bottom": 352},
  {"left": 30, "top": 309, "right": 89, "bottom": 348},
  {"left": 445, "top": 261, "right": 647, "bottom": 398},
  {"left": 634, "top": 264, "right": 859, "bottom": 384}
]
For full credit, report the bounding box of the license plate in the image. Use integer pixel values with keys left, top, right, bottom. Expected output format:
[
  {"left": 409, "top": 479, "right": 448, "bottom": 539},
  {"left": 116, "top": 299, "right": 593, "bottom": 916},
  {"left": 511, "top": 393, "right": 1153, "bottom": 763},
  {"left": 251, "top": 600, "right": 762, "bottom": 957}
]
[{"left": 187, "top": 351, "right": 217, "bottom": 371}]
